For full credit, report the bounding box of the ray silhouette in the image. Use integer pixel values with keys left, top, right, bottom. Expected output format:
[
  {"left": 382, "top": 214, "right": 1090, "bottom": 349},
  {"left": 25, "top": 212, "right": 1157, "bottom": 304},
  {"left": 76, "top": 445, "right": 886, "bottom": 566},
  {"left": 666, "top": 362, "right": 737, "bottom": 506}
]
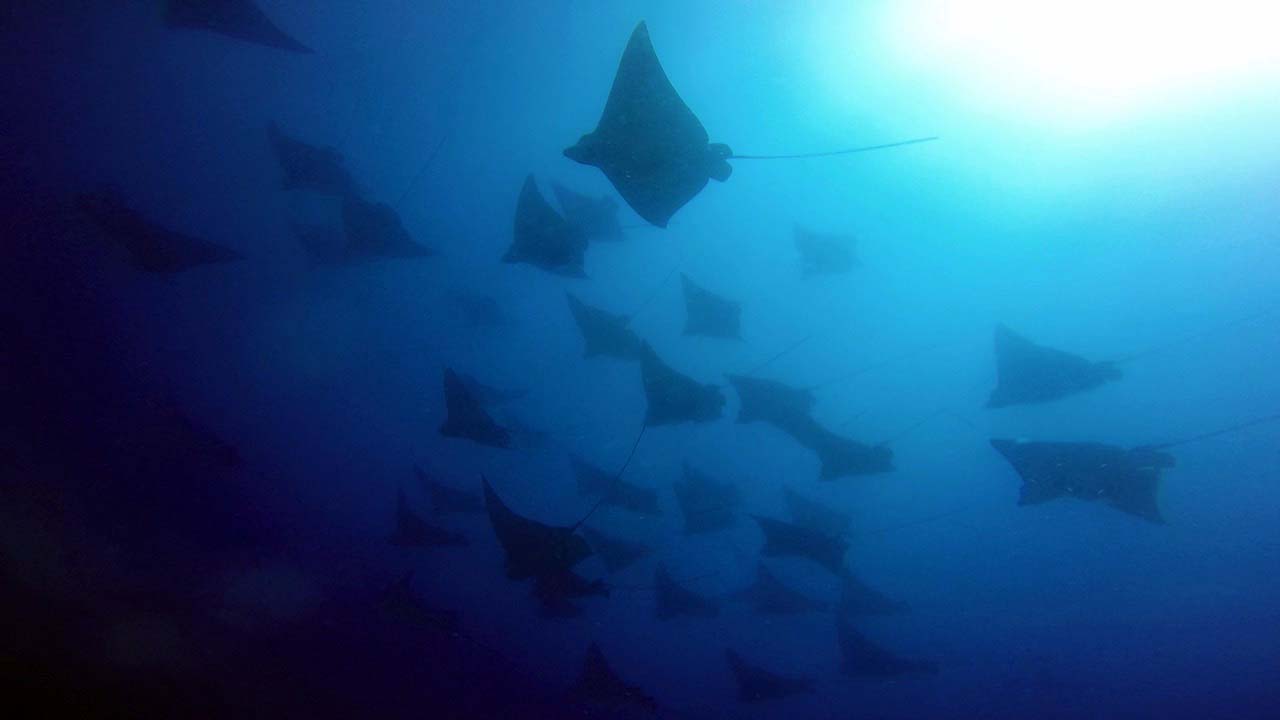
[
  {"left": 838, "top": 620, "right": 938, "bottom": 678},
  {"left": 566, "top": 293, "right": 646, "bottom": 360},
  {"left": 414, "top": 466, "right": 484, "bottom": 514},
  {"left": 681, "top": 273, "right": 742, "bottom": 339},
  {"left": 726, "top": 649, "right": 813, "bottom": 703},
  {"left": 655, "top": 564, "right": 720, "bottom": 620},
  {"left": 737, "top": 561, "right": 829, "bottom": 615},
  {"left": 77, "top": 191, "right": 243, "bottom": 273},
  {"left": 439, "top": 369, "right": 511, "bottom": 448},
  {"left": 639, "top": 343, "right": 725, "bottom": 426},
  {"left": 581, "top": 526, "right": 650, "bottom": 573},
  {"left": 552, "top": 181, "right": 624, "bottom": 241},
  {"left": 566, "top": 22, "right": 936, "bottom": 227},
  {"left": 388, "top": 487, "right": 467, "bottom": 548},
  {"left": 572, "top": 454, "right": 662, "bottom": 516},
  {"left": 795, "top": 225, "right": 857, "bottom": 276},
  {"left": 753, "top": 515, "right": 849, "bottom": 575},
  {"left": 267, "top": 123, "right": 358, "bottom": 196},
  {"left": 164, "top": 0, "right": 313, "bottom": 53},
  {"left": 990, "top": 438, "right": 1174, "bottom": 523},
  {"left": 674, "top": 463, "right": 740, "bottom": 535},
  {"left": 572, "top": 643, "right": 659, "bottom": 714},
  {"left": 504, "top": 175, "right": 587, "bottom": 277},
  {"left": 988, "top": 324, "right": 1122, "bottom": 407}
]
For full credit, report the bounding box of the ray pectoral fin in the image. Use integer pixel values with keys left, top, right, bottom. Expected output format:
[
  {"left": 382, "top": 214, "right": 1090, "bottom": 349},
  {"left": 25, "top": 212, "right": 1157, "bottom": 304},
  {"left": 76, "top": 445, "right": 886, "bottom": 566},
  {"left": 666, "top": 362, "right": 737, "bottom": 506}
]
[{"left": 707, "top": 144, "right": 733, "bottom": 182}]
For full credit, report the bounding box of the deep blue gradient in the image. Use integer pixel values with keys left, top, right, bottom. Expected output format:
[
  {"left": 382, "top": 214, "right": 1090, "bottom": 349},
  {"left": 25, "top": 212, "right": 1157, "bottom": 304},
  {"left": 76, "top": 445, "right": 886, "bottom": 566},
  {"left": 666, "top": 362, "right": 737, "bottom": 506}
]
[{"left": 3, "top": 3, "right": 1279, "bottom": 718}]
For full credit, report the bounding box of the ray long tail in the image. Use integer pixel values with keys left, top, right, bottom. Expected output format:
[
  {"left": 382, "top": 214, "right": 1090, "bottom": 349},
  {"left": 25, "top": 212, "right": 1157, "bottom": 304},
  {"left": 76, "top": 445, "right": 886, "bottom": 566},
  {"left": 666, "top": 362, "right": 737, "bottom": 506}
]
[{"left": 730, "top": 136, "right": 939, "bottom": 160}]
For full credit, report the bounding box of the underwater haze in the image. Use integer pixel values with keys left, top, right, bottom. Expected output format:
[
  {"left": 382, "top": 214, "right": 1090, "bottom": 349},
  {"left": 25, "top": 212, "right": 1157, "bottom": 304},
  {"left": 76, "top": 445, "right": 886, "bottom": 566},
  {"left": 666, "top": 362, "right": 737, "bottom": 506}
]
[{"left": 4, "top": 2, "right": 1279, "bottom": 718}]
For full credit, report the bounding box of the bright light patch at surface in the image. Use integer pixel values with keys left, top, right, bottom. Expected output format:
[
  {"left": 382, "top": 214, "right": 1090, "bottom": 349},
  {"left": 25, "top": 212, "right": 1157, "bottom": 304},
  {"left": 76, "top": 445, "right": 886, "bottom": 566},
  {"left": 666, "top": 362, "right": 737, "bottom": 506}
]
[{"left": 884, "top": 1, "right": 1280, "bottom": 126}]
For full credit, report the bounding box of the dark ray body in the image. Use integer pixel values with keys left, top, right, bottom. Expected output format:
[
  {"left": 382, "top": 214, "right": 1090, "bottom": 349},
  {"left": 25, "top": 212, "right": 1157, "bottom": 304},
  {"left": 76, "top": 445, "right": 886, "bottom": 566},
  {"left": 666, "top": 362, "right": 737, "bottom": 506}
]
[
  {"left": 414, "top": 466, "right": 484, "bottom": 514},
  {"left": 783, "top": 486, "right": 851, "bottom": 539},
  {"left": 639, "top": 343, "right": 725, "bottom": 426},
  {"left": 790, "top": 417, "right": 894, "bottom": 480},
  {"left": 164, "top": 0, "right": 313, "bottom": 53},
  {"left": 450, "top": 292, "right": 514, "bottom": 328},
  {"left": 268, "top": 123, "right": 357, "bottom": 196},
  {"left": 389, "top": 487, "right": 467, "bottom": 547},
  {"left": 726, "top": 649, "right": 813, "bottom": 703},
  {"left": 564, "top": 22, "right": 732, "bottom": 228},
  {"left": 439, "top": 369, "right": 511, "bottom": 448},
  {"left": 837, "top": 569, "right": 908, "bottom": 617},
  {"left": 738, "top": 562, "right": 829, "bottom": 615},
  {"left": 681, "top": 273, "right": 742, "bottom": 339},
  {"left": 567, "top": 293, "right": 645, "bottom": 359},
  {"left": 674, "top": 463, "right": 740, "bottom": 535},
  {"left": 753, "top": 515, "right": 849, "bottom": 574},
  {"left": 552, "top": 182, "right": 624, "bottom": 241},
  {"left": 341, "top": 194, "right": 433, "bottom": 260},
  {"left": 572, "top": 454, "right": 661, "bottom": 516},
  {"left": 77, "top": 192, "right": 243, "bottom": 273},
  {"left": 988, "top": 324, "right": 1121, "bottom": 407},
  {"left": 582, "top": 526, "right": 650, "bottom": 573},
  {"left": 573, "top": 643, "right": 658, "bottom": 714},
  {"left": 292, "top": 223, "right": 347, "bottom": 265},
  {"left": 990, "top": 438, "right": 1173, "bottom": 523},
  {"left": 455, "top": 372, "right": 527, "bottom": 408},
  {"left": 483, "top": 478, "right": 605, "bottom": 614},
  {"left": 376, "top": 572, "right": 459, "bottom": 634},
  {"left": 839, "top": 621, "right": 938, "bottom": 678},
  {"left": 728, "top": 375, "right": 816, "bottom": 435},
  {"left": 504, "top": 175, "right": 587, "bottom": 277},
  {"left": 795, "top": 225, "right": 857, "bottom": 276},
  {"left": 655, "top": 565, "right": 719, "bottom": 620}
]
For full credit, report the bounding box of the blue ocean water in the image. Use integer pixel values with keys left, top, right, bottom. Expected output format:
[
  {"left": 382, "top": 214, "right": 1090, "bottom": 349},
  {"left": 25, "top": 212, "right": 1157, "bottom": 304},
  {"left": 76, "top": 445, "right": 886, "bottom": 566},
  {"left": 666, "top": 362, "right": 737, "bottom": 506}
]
[{"left": 3, "top": 3, "right": 1279, "bottom": 718}]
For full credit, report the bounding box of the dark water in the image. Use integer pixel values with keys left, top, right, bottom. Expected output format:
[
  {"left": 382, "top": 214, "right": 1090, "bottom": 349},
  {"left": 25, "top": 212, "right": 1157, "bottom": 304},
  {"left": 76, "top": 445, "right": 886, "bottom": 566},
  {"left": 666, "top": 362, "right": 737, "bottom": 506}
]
[{"left": 4, "top": 3, "right": 1279, "bottom": 719}]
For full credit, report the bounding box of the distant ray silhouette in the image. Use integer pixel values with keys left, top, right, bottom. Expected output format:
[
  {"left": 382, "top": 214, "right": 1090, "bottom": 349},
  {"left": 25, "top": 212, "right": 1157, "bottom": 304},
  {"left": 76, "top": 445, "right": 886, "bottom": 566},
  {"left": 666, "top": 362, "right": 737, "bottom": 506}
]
[
  {"left": 990, "top": 438, "right": 1174, "bottom": 523},
  {"left": 388, "top": 487, "right": 467, "bottom": 547},
  {"left": 455, "top": 371, "right": 527, "bottom": 408},
  {"left": 77, "top": 192, "right": 243, "bottom": 273},
  {"left": 674, "top": 463, "right": 740, "bottom": 535},
  {"left": 988, "top": 324, "right": 1121, "bottom": 408},
  {"left": 267, "top": 123, "right": 358, "bottom": 196},
  {"left": 572, "top": 454, "right": 662, "bottom": 516},
  {"left": 738, "top": 561, "right": 828, "bottom": 615},
  {"left": 439, "top": 368, "right": 511, "bottom": 448},
  {"left": 681, "top": 273, "right": 741, "bottom": 339},
  {"left": 552, "top": 181, "right": 624, "bottom": 241},
  {"left": 292, "top": 223, "right": 347, "bottom": 265},
  {"left": 566, "top": 22, "right": 937, "bottom": 227},
  {"left": 838, "top": 620, "right": 938, "bottom": 677},
  {"left": 837, "top": 568, "right": 908, "bottom": 617},
  {"left": 567, "top": 293, "right": 645, "bottom": 360},
  {"left": 727, "top": 375, "right": 816, "bottom": 435},
  {"left": 414, "top": 466, "right": 483, "bottom": 514},
  {"left": 164, "top": 0, "right": 313, "bottom": 53},
  {"left": 654, "top": 564, "right": 719, "bottom": 619},
  {"left": 573, "top": 643, "right": 659, "bottom": 714},
  {"left": 582, "top": 526, "right": 650, "bottom": 573},
  {"left": 483, "top": 477, "right": 603, "bottom": 613},
  {"left": 377, "top": 572, "right": 459, "bottom": 634},
  {"left": 753, "top": 515, "right": 849, "bottom": 575},
  {"left": 504, "top": 175, "right": 587, "bottom": 277},
  {"left": 726, "top": 649, "right": 813, "bottom": 703},
  {"left": 795, "top": 225, "right": 857, "bottom": 276},
  {"left": 117, "top": 397, "right": 242, "bottom": 473},
  {"left": 341, "top": 194, "right": 434, "bottom": 260},
  {"left": 790, "top": 417, "right": 894, "bottom": 480},
  {"left": 639, "top": 343, "right": 725, "bottom": 426},
  {"left": 450, "top": 292, "right": 514, "bottom": 328},
  {"left": 783, "top": 486, "right": 851, "bottom": 539}
]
